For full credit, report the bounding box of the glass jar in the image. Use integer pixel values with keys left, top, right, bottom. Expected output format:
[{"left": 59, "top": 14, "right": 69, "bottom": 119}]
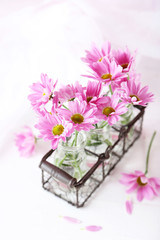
[
  {"left": 53, "top": 132, "right": 87, "bottom": 180},
  {"left": 113, "top": 104, "right": 134, "bottom": 135},
  {"left": 85, "top": 122, "right": 112, "bottom": 179},
  {"left": 113, "top": 104, "right": 136, "bottom": 149},
  {"left": 120, "top": 104, "right": 134, "bottom": 126},
  {"left": 85, "top": 122, "right": 112, "bottom": 155}
]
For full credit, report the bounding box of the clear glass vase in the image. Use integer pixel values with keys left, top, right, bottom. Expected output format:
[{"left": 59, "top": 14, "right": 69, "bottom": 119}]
[
  {"left": 120, "top": 104, "right": 134, "bottom": 126},
  {"left": 53, "top": 132, "right": 87, "bottom": 180},
  {"left": 114, "top": 104, "right": 136, "bottom": 149},
  {"left": 113, "top": 104, "right": 134, "bottom": 136},
  {"left": 85, "top": 121, "right": 112, "bottom": 155},
  {"left": 84, "top": 122, "right": 112, "bottom": 179}
]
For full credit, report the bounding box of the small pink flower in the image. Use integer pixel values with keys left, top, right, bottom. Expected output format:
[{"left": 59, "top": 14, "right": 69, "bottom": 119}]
[
  {"left": 15, "top": 126, "right": 36, "bottom": 157},
  {"left": 28, "top": 73, "right": 57, "bottom": 115},
  {"left": 35, "top": 114, "right": 74, "bottom": 149},
  {"left": 77, "top": 80, "right": 103, "bottom": 105},
  {"left": 56, "top": 99, "right": 98, "bottom": 131},
  {"left": 121, "top": 80, "right": 154, "bottom": 106},
  {"left": 54, "top": 82, "right": 84, "bottom": 104},
  {"left": 83, "top": 57, "right": 126, "bottom": 87},
  {"left": 96, "top": 93, "right": 127, "bottom": 125},
  {"left": 120, "top": 171, "right": 160, "bottom": 201},
  {"left": 81, "top": 41, "right": 111, "bottom": 65},
  {"left": 112, "top": 47, "right": 135, "bottom": 73}
]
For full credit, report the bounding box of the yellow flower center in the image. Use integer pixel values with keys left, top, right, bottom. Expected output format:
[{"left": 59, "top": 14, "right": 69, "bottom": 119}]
[
  {"left": 49, "top": 94, "right": 53, "bottom": 100},
  {"left": 101, "top": 73, "right": 112, "bottom": 80},
  {"left": 87, "top": 96, "right": 93, "bottom": 103},
  {"left": 98, "top": 57, "right": 103, "bottom": 62},
  {"left": 52, "top": 124, "right": 64, "bottom": 136},
  {"left": 68, "top": 97, "right": 75, "bottom": 101},
  {"left": 137, "top": 176, "right": 148, "bottom": 186},
  {"left": 121, "top": 63, "right": 128, "bottom": 69},
  {"left": 71, "top": 114, "right": 84, "bottom": 124},
  {"left": 103, "top": 107, "right": 115, "bottom": 116},
  {"left": 129, "top": 94, "right": 140, "bottom": 101},
  {"left": 43, "top": 93, "right": 46, "bottom": 96}
]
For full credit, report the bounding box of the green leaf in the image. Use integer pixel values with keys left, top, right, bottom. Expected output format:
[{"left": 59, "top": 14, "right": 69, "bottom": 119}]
[{"left": 104, "top": 139, "right": 112, "bottom": 146}]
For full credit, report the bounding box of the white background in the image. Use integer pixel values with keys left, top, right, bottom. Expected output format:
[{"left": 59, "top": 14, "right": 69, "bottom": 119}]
[{"left": 0, "top": 0, "right": 160, "bottom": 239}]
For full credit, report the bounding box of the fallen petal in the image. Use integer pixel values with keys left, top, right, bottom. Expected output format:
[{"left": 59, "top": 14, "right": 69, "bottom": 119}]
[
  {"left": 125, "top": 200, "right": 133, "bottom": 215},
  {"left": 85, "top": 225, "right": 102, "bottom": 232},
  {"left": 62, "top": 216, "right": 82, "bottom": 224}
]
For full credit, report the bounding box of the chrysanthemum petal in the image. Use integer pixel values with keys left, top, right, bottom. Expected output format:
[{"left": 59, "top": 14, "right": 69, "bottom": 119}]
[{"left": 125, "top": 200, "right": 133, "bottom": 215}]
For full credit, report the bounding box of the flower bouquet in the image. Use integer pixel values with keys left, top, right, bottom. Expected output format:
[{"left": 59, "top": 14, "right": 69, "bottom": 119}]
[{"left": 16, "top": 41, "right": 154, "bottom": 207}]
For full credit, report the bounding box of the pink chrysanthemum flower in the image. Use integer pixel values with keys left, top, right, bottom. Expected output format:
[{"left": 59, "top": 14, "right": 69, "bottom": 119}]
[
  {"left": 15, "top": 126, "right": 36, "bottom": 157},
  {"left": 54, "top": 82, "right": 84, "bottom": 104},
  {"left": 81, "top": 41, "right": 111, "bottom": 65},
  {"left": 77, "top": 81, "right": 103, "bottom": 105},
  {"left": 112, "top": 47, "right": 135, "bottom": 73},
  {"left": 121, "top": 80, "right": 154, "bottom": 106},
  {"left": 120, "top": 171, "right": 160, "bottom": 201},
  {"left": 83, "top": 57, "right": 126, "bottom": 87},
  {"left": 96, "top": 93, "right": 127, "bottom": 125},
  {"left": 112, "top": 71, "right": 140, "bottom": 94},
  {"left": 28, "top": 73, "right": 57, "bottom": 115},
  {"left": 56, "top": 99, "right": 98, "bottom": 131},
  {"left": 35, "top": 114, "right": 74, "bottom": 150},
  {"left": 51, "top": 95, "right": 61, "bottom": 114}
]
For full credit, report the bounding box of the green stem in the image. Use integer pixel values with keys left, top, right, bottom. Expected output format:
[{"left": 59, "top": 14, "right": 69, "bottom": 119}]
[
  {"left": 99, "top": 121, "right": 108, "bottom": 129},
  {"left": 77, "top": 165, "right": 83, "bottom": 179},
  {"left": 62, "top": 104, "right": 69, "bottom": 110},
  {"left": 73, "top": 157, "right": 83, "bottom": 179},
  {"left": 109, "top": 84, "right": 113, "bottom": 95},
  {"left": 58, "top": 155, "right": 67, "bottom": 167},
  {"left": 71, "top": 139, "right": 75, "bottom": 147},
  {"left": 35, "top": 137, "right": 41, "bottom": 143},
  {"left": 145, "top": 131, "right": 156, "bottom": 175},
  {"left": 74, "top": 130, "right": 78, "bottom": 146}
]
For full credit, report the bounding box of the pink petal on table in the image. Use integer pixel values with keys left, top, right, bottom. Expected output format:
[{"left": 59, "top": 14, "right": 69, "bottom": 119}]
[
  {"left": 112, "top": 134, "right": 118, "bottom": 141},
  {"left": 85, "top": 225, "right": 102, "bottom": 232},
  {"left": 62, "top": 216, "right": 82, "bottom": 224},
  {"left": 87, "top": 162, "right": 107, "bottom": 168},
  {"left": 58, "top": 182, "right": 68, "bottom": 189},
  {"left": 87, "top": 162, "right": 95, "bottom": 168},
  {"left": 125, "top": 200, "right": 133, "bottom": 215}
]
